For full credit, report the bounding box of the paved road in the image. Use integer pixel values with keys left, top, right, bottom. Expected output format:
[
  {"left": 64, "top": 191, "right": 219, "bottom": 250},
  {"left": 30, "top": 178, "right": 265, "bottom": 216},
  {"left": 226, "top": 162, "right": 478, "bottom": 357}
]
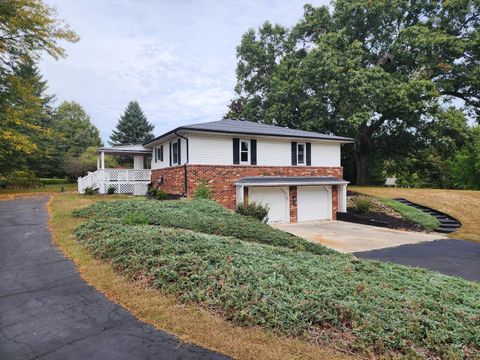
[
  {"left": 0, "top": 196, "right": 230, "bottom": 360},
  {"left": 355, "top": 239, "right": 480, "bottom": 282}
]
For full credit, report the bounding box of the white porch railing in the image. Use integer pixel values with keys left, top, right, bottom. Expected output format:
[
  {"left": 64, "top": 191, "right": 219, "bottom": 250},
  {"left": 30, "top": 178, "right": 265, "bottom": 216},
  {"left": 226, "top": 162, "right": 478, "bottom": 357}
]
[{"left": 78, "top": 169, "right": 151, "bottom": 195}]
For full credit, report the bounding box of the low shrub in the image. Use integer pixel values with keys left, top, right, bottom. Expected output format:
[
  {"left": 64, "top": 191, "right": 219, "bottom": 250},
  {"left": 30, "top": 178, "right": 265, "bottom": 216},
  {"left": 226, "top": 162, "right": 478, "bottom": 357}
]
[
  {"left": 236, "top": 201, "right": 269, "bottom": 222},
  {"left": 73, "top": 199, "right": 334, "bottom": 256},
  {"left": 84, "top": 186, "right": 95, "bottom": 195},
  {"left": 193, "top": 179, "right": 213, "bottom": 199},
  {"left": 149, "top": 187, "right": 168, "bottom": 200},
  {"left": 351, "top": 196, "right": 372, "bottom": 214},
  {"left": 75, "top": 220, "right": 480, "bottom": 358},
  {"left": 107, "top": 186, "right": 116, "bottom": 195},
  {"left": 123, "top": 212, "right": 149, "bottom": 225}
]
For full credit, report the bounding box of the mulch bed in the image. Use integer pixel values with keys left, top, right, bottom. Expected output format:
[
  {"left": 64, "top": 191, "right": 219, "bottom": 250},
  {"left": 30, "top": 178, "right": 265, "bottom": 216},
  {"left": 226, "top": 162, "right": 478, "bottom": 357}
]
[{"left": 342, "top": 208, "right": 423, "bottom": 232}]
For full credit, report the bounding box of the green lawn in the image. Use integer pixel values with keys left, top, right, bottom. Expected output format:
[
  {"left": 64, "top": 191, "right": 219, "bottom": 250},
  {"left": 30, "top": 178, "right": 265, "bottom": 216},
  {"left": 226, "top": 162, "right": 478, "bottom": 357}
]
[
  {"left": 0, "top": 183, "right": 76, "bottom": 195},
  {"left": 73, "top": 199, "right": 480, "bottom": 359}
]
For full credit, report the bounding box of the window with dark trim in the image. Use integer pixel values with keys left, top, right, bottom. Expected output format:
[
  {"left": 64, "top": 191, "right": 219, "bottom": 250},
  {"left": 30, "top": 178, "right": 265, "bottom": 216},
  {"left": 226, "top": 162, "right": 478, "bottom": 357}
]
[
  {"left": 297, "top": 143, "right": 305, "bottom": 164},
  {"left": 172, "top": 142, "right": 178, "bottom": 164},
  {"left": 240, "top": 139, "right": 249, "bottom": 163},
  {"left": 157, "top": 145, "right": 163, "bottom": 162}
]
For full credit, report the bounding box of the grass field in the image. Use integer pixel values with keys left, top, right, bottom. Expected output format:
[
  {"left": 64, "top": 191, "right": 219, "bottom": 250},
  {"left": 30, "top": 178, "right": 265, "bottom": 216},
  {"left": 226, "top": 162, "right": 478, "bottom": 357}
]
[
  {"left": 352, "top": 187, "right": 480, "bottom": 242},
  {"left": 0, "top": 183, "right": 76, "bottom": 197},
  {"left": 48, "top": 194, "right": 351, "bottom": 360}
]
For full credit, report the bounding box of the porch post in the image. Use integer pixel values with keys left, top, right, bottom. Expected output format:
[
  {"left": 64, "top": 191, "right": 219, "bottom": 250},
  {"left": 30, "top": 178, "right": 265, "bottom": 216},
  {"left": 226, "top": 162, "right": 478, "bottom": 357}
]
[
  {"left": 338, "top": 184, "right": 347, "bottom": 213},
  {"left": 101, "top": 151, "right": 105, "bottom": 169},
  {"left": 97, "top": 155, "right": 100, "bottom": 170}
]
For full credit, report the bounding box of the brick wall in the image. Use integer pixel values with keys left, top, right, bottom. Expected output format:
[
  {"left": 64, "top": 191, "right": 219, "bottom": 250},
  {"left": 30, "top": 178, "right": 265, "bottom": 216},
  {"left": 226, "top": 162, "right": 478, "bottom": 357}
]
[
  {"left": 151, "top": 164, "right": 343, "bottom": 220},
  {"left": 151, "top": 166, "right": 186, "bottom": 195}
]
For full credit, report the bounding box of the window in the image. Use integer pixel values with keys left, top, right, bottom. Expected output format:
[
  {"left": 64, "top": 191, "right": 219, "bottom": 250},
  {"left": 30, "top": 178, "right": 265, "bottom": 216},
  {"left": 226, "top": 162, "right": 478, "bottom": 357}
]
[
  {"left": 172, "top": 142, "right": 178, "bottom": 164},
  {"left": 240, "top": 140, "right": 249, "bottom": 163},
  {"left": 297, "top": 143, "right": 305, "bottom": 164},
  {"left": 157, "top": 145, "right": 163, "bottom": 162}
]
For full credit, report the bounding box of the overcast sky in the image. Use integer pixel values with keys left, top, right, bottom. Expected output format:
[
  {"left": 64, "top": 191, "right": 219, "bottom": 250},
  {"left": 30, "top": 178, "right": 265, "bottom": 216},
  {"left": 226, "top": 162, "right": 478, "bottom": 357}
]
[{"left": 40, "top": 0, "right": 329, "bottom": 143}]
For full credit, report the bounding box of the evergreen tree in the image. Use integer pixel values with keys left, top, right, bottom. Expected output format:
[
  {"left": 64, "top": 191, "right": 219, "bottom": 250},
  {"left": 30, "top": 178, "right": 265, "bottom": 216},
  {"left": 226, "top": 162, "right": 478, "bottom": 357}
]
[
  {"left": 109, "top": 101, "right": 154, "bottom": 145},
  {"left": 0, "top": 59, "right": 55, "bottom": 176}
]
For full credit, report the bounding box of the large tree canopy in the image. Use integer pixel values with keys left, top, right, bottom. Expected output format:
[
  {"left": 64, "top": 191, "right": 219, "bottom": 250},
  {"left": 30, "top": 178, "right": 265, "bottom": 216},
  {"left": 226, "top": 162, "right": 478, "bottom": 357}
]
[
  {"left": 110, "top": 101, "right": 154, "bottom": 145},
  {"left": 0, "top": 0, "right": 79, "bottom": 76},
  {"left": 54, "top": 101, "right": 101, "bottom": 157},
  {"left": 227, "top": 0, "right": 480, "bottom": 184}
]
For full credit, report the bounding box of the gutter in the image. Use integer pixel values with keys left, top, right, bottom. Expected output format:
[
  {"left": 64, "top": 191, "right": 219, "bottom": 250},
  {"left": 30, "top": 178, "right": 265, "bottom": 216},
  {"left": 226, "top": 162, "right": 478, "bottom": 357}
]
[{"left": 174, "top": 130, "right": 189, "bottom": 196}]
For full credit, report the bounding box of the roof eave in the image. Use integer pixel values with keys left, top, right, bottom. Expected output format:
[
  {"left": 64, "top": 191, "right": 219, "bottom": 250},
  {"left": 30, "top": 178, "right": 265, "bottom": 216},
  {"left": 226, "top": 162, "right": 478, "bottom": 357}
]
[{"left": 143, "top": 127, "right": 354, "bottom": 146}]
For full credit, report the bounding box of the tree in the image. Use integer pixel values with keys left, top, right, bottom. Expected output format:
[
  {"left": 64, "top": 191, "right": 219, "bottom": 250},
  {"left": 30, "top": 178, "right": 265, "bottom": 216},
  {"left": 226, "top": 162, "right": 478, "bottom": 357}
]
[
  {"left": 64, "top": 146, "right": 117, "bottom": 180},
  {"left": 54, "top": 101, "right": 101, "bottom": 157},
  {"left": 0, "top": 0, "right": 79, "bottom": 76},
  {"left": 228, "top": 1, "right": 480, "bottom": 184},
  {"left": 109, "top": 101, "right": 154, "bottom": 145},
  {"left": 451, "top": 126, "right": 480, "bottom": 190},
  {"left": 0, "top": 60, "right": 54, "bottom": 176},
  {"left": 0, "top": 0, "right": 78, "bottom": 176}
]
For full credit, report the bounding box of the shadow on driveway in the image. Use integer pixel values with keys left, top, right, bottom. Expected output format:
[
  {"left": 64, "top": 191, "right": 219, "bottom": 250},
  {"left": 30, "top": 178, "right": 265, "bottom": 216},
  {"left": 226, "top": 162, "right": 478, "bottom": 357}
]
[{"left": 355, "top": 239, "right": 480, "bottom": 282}]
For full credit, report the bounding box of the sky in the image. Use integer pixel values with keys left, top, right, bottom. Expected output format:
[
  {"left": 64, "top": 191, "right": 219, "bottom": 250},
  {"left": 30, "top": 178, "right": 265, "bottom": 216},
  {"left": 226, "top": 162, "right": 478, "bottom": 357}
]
[{"left": 40, "top": 0, "right": 329, "bottom": 144}]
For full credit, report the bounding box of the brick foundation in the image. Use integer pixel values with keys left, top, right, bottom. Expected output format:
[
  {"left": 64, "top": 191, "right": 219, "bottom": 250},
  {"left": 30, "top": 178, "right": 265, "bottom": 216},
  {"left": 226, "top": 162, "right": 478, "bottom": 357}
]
[{"left": 151, "top": 164, "right": 343, "bottom": 220}]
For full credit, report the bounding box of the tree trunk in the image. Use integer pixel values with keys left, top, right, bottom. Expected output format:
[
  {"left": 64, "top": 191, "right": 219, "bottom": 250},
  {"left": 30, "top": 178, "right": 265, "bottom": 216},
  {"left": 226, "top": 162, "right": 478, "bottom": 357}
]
[{"left": 355, "top": 152, "right": 370, "bottom": 185}]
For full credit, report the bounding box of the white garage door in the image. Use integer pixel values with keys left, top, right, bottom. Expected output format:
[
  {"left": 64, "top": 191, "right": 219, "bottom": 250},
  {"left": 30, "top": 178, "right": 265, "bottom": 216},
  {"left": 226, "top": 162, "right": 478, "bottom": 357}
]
[
  {"left": 297, "top": 186, "right": 331, "bottom": 222},
  {"left": 249, "top": 187, "right": 289, "bottom": 223}
]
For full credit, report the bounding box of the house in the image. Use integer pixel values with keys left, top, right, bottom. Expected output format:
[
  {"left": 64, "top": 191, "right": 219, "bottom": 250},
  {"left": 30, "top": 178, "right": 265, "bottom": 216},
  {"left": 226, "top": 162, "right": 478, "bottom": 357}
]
[{"left": 78, "top": 119, "right": 353, "bottom": 223}]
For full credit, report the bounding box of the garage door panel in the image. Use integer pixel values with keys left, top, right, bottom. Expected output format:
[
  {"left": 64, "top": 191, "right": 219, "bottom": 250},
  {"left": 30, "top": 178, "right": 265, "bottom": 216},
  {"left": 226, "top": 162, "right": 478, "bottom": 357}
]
[
  {"left": 249, "top": 187, "right": 289, "bottom": 224},
  {"left": 297, "top": 186, "right": 331, "bottom": 222}
]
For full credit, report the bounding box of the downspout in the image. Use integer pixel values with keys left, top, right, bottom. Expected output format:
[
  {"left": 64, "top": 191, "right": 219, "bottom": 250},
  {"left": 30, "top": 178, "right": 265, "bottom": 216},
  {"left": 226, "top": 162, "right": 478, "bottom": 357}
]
[{"left": 174, "top": 130, "right": 189, "bottom": 196}]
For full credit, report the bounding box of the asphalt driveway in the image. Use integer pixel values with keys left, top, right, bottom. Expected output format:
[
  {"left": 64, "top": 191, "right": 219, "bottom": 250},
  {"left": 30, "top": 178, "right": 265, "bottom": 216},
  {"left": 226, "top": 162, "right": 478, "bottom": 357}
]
[
  {"left": 0, "top": 196, "right": 230, "bottom": 360},
  {"left": 355, "top": 239, "right": 480, "bottom": 282}
]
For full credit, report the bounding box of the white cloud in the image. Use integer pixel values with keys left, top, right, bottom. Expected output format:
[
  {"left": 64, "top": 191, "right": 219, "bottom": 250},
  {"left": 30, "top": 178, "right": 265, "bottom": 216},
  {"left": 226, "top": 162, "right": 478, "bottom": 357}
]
[{"left": 40, "top": 0, "right": 329, "bottom": 142}]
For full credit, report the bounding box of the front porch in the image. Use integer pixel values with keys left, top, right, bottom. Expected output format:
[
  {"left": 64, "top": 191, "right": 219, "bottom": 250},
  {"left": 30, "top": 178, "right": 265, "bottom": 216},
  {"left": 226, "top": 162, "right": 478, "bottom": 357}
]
[{"left": 77, "top": 145, "right": 152, "bottom": 195}]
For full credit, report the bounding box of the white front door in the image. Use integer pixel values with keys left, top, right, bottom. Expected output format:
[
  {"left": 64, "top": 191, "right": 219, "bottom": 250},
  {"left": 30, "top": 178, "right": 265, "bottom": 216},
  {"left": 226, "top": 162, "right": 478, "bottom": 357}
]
[
  {"left": 249, "top": 187, "right": 289, "bottom": 224},
  {"left": 297, "top": 186, "right": 332, "bottom": 222}
]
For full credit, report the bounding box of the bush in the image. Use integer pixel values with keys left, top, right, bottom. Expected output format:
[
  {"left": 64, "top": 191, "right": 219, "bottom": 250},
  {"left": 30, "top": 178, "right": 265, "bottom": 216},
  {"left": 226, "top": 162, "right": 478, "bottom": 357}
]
[
  {"left": 149, "top": 187, "right": 168, "bottom": 200},
  {"left": 236, "top": 201, "right": 269, "bottom": 222},
  {"left": 75, "top": 220, "right": 480, "bottom": 358},
  {"left": 73, "top": 199, "right": 334, "bottom": 256},
  {"left": 193, "top": 179, "right": 213, "bottom": 199},
  {"left": 107, "top": 186, "right": 116, "bottom": 195},
  {"left": 352, "top": 196, "right": 372, "bottom": 214},
  {"left": 84, "top": 186, "right": 94, "bottom": 195}
]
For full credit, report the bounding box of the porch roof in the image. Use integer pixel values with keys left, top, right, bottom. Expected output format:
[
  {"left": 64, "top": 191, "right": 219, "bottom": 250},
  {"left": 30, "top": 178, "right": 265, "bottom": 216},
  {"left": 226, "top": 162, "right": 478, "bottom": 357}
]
[
  {"left": 234, "top": 176, "right": 349, "bottom": 187},
  {"left": 99, "top": 145, "right": 151, "bottom": 156}
]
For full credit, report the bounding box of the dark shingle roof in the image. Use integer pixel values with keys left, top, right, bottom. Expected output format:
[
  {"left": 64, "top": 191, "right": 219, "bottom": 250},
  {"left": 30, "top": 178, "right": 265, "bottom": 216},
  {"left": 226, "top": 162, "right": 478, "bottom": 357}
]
[
  {"left": 234, "top": 176, "right": 349, "bottom": 186},
  {"left": 144, "top": 119, "right": 353, "bottom": 145}
]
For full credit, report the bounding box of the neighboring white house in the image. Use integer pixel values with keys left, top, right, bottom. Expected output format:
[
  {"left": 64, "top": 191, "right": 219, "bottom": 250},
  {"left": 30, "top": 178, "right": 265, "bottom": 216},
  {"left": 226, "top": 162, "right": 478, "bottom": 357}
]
[{"left": 78, "top": 119, "right": 353, "bottom": 223}]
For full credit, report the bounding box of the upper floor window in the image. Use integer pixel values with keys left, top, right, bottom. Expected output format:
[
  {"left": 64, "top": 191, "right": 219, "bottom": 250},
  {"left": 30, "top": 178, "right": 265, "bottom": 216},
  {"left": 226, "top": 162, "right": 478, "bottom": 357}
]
[
  {"left": 240, "top": 140, "right": 249, "bottom": 163},
  {"left": 157, "top": 145, "right": 163, "bottom": 162},
  {"left": 297, "top": 143, "right": 305, "bottom": 164},
  {"left": 172, "top": 142, "right": 178, "bottom": 164}
]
